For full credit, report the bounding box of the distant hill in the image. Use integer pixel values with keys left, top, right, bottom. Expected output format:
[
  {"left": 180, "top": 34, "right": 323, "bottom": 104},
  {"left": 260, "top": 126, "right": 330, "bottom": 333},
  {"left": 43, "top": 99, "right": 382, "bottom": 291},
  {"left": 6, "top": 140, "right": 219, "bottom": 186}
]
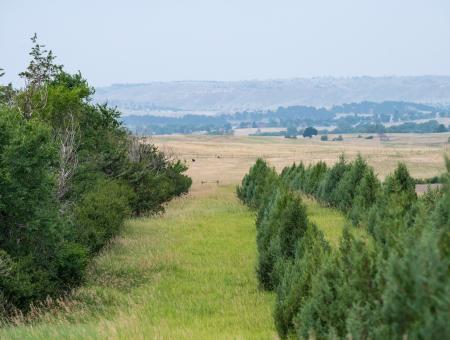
[{"left": 94, "top": 76, "right": 450, "bottom": 116}]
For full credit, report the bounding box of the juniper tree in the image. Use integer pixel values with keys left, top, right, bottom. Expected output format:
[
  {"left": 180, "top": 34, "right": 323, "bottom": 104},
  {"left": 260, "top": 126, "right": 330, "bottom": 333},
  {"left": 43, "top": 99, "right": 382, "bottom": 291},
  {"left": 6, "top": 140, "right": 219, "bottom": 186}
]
[
  {"left": 367, "top": 163, "right": 418, "bottom": 254},
  {"left": 303, "top": 161, "right": 328, "bottom": 196},
  {"left": 335, "top": 154, "right": 368, "bottom": 212},
  {"left": 274, "top": 224, "right": 330, "bottom": 338},
  {"left": 237, "top": 158, "right": 278, "bottom": 209},
  {"left": 377, "top": 226, "right": 450, "bottom": 339},
  {"left": 256, "top": 187, "right": 290, "bottom": 290},
  {"left": 316, "top": 154, "right": 348, "bottom": 206},
  {"left": 349, "top": 166, "right": 381, "bottom": 225}
]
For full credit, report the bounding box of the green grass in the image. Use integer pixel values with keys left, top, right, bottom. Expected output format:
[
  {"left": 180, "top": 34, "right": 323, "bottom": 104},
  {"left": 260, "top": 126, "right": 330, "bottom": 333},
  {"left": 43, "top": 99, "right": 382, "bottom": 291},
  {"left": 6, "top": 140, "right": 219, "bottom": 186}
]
[
  {"left": 0, "top": 186, "right": 358, "bottom": 339},
  {"left": 304, "top": 197, "right": 369, "bottom": 247},
  {"left": 0, "top": 186, "right": 276, "bottom": 339}
]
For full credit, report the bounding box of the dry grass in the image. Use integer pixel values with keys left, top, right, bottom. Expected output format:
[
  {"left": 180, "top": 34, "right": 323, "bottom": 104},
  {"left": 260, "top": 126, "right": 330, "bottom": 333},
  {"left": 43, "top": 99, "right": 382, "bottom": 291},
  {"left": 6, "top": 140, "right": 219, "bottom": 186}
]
[{"left": 152, "top": 133, "right": 450, "bottom": 192}]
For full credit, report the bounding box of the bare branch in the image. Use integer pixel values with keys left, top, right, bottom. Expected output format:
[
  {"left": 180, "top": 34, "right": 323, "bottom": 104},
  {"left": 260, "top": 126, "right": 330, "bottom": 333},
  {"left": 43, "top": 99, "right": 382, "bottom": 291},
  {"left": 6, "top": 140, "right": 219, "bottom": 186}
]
[{"left": 55, "top": 113, "right": 79, "bottom": 207}]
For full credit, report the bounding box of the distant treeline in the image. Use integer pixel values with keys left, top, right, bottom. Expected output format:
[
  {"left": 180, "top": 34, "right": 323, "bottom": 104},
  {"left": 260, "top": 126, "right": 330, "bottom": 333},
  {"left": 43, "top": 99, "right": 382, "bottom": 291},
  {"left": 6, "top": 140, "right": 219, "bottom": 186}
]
[
  {"left": 122, "top": 101, "right": 450, "bottom": 135},
  {"left": 237, "top": 156, "right": 449, "bottom": 339},
  {"left": 0, "top": 36, "right": 191, "bottom": 317}
]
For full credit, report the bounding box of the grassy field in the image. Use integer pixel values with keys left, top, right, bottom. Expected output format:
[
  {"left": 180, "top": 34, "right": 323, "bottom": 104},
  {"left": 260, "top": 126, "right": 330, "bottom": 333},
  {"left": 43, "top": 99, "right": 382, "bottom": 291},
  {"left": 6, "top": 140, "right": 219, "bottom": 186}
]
[
  {"left": 0, "top": 184, "right": 353, "bottom": 339},
  {"left": 2, "top": 134, "right": 446, "bottom": 338},
  {"left": 152, "top": 133, "right": 450, "bottom": 189},
  {"left": 0, "top": 187, "right": 276, "bottom": 339}
]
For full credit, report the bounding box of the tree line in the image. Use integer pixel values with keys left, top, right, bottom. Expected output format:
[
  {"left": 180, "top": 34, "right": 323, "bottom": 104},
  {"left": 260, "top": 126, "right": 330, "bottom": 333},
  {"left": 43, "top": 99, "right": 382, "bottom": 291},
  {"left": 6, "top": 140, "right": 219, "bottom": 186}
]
[
  {"left": 237, "top": 156, "right": 449, "bottom": 339},
  {"left": 0, "top": 36, "right": 191, "bottom": 317}
]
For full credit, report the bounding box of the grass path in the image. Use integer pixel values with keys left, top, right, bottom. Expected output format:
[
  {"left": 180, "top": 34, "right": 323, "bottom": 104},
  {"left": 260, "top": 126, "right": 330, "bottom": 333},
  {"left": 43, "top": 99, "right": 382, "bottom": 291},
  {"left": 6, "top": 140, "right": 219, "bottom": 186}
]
[
  {"left": 0, "top": 186, "right": 354, "bottom": 339},
  {"left": 0, "top": 186, "right": 276, "bottom": 339}
]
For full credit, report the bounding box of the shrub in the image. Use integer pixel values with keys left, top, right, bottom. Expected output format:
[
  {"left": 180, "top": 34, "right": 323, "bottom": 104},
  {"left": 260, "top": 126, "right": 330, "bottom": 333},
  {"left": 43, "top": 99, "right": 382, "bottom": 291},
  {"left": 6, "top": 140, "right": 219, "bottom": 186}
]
[
  {"left": 241, "top": 154, "right": 450, "bottom": 340},
  {"left": 303, "top": 161, "right": 328, "bottom": 196},
  {"left": 317, "top": 155, "right": 349, "bottom": 206},
  {"left": 255, "top": 187, "right": 289, "bottom": 290},
  {"left": 334, "top": 155, "right": 369, "bottom": 212},
  {"left": 125, "top": 145, "right": 191, "bottom": 216},
  {"left": 320, "top": 134, "right": 328, "bottom": 141},
  {"left": 74, "top": 180, "right": 133, "bottom": 254},
  {"left": 349, "top": 167, "right": 381, "bottom": 225},
  {"left": 237, "top": 158, "right": 278, "bottom": 210},
  {"left": 0, "top": 37, "right": 192, "bottom": 315},
  {"left": 274, "top": 223, "right": 330, "bottom": 338},
  {"left": 377, "top": 227, "right": 450, "bottom": 339}
]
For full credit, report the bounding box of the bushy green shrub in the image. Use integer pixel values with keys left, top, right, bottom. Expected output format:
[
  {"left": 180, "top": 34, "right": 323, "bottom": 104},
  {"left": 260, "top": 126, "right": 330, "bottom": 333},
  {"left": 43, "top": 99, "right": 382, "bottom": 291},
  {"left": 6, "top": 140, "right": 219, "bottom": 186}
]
[
  {"left": 377, "top": 227, "right": 450, "bottom": 339},
  {"left": 303, "top": 161, "right": 327, "bottom": 196},
  {"left": 349, "top": 167, "right": 381, "bottom": 225},
  {"left": 317, "top": 155, "right": 349, "bottom": 206},
  {"left": 367, "top": 163, "right": 418, "bottom": 252},
  {"left": 74, "top": 180, "right": 133, "bottom": 253},
  {"left": 0, "top": 36, "right": 192, "bottom": 315},
  {"left": 255, "top": 187, "right": 289, "bottom": 290},
  {"left": 274, "top": 223, "right": 330, "bottom": 338},
  {"left": 255, "top": 186, "right": 310, "bottom": 290},
  {"left": 334, "top": 155, "right": 368, "bottom": 212},
  {"left": 124, "top": 144, "right": 191, "bottom": 215},
  {"left": 237, "top": 158, "right": 278, "bottom": 210}
]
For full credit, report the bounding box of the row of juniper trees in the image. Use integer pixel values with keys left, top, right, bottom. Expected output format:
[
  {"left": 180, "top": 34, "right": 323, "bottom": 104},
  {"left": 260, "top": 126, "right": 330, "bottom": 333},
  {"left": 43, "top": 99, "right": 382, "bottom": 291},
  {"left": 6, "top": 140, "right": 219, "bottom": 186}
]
[
  {"left": 237, "top": 155, "right": 449, "bottom": 339},
  {"left": 0, "top": 36, "right": 191, "bottom": 317}
]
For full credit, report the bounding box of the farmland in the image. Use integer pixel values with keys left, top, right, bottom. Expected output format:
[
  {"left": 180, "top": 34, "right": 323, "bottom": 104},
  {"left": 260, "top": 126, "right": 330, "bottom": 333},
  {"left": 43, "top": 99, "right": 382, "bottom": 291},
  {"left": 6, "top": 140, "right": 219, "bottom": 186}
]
[{"left": 152, "top": 133, "right": 450, "bottom": 188}]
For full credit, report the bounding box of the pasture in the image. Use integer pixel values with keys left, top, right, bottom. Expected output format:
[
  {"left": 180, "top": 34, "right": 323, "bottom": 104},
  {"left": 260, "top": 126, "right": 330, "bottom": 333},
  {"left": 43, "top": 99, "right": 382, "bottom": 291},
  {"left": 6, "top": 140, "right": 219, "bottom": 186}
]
[{"left": 152, "top": 133, "right": 450, "bottom": 190}]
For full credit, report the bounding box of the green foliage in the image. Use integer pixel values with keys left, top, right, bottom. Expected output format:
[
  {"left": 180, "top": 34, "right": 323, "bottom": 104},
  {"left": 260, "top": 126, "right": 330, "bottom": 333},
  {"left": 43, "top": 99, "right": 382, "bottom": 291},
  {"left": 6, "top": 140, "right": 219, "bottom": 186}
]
[
  {"left": 303, "top": 161, "right": 328, "bottom": 195},
  {"left": 334, "top": 154, "right": 369, "bottom": 212},
  {"left": 0, "top": 36, "right": 191, "bottom": 315},
  {"left": 378, "top": 227, "right": 450, "bottom": 339},
  {"left": 349, "top": 167, "right": 381, "bottom": 225},
  {"left": 123, "top": 143, "right": 191, "bottom": 215},
  {"left": 274, "top": 224, "right": 330, "bottom": 338},
  {"left": 255, "top": 187, "right": 288, "bottom": 290},
  {"left": 256, "top": 188, "right": 309, "bottom": 290},
  {"left": 240, "top": 155, "right": 450, "bottom": 339},
  {"left": 236, "top": 158, "right": 278, "bottom": 210},
  {"left": 317, "top": 155, "right": 349, "bottom": 206},
  {"left": 367, "top": 163, "right": 418, "bottom": 252},
  {"left": 302, "top": 126, "right": 318, "bottom": 138},
  {"left": 74, "top": 180, "right": 133, "bottom": 254}
]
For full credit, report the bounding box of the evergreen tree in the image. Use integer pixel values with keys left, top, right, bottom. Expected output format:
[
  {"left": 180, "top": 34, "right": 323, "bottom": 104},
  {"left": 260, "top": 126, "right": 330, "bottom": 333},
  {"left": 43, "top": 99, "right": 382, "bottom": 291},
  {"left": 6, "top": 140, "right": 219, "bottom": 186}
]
[
  {"left": 317, "top": 154, "right": 348, "bottom": 206},
  {"left": 274, "top": 224, "right": 330, "bottom": 338},
  {"left": 237, "top": 158, "right": 278, "bottom": 209},
  {"left": 349, "top": 166, "right": 381, "bottom": 225},
  {"left": 256, "top": 187, "right": 289, "bottom": 290},
  {"left": 335, "top": 154, "right": 368, "bottom": 212},
  {"left": 303, "top": 161, "right": 328, "bottom": 196}
]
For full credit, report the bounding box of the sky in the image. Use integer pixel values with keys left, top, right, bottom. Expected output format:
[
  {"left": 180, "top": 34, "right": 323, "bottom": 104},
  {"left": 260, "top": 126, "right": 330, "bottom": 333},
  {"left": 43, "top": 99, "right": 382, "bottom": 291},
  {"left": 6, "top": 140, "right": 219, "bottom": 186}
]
[{"left": 1, "top": 0, "right": 450, "bottom": 87}]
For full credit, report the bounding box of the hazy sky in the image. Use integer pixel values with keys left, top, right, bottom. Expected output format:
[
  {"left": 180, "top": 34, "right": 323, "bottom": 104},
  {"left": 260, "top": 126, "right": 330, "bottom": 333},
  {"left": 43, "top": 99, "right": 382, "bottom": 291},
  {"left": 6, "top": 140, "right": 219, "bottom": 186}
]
[{"left": 1, "top": 0, "right": 450, "bottom": 86}]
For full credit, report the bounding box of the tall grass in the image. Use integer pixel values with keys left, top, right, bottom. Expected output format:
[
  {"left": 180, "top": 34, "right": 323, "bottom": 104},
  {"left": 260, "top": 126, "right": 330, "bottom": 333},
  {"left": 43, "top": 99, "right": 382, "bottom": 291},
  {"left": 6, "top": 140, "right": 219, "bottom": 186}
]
[
  {"left": 0, "top": 185, "right": 352, "bottom": 339},
  {"left": 0, "top": 186, "right": 276, "bottom": 339}
]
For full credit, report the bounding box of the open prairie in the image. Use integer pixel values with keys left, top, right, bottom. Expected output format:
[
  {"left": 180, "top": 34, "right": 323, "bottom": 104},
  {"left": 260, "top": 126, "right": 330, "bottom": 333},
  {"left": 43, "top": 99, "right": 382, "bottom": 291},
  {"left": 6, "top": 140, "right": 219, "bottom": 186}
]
[{"left": 152, "top": 133, "right": 450, "bottom": 191}]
